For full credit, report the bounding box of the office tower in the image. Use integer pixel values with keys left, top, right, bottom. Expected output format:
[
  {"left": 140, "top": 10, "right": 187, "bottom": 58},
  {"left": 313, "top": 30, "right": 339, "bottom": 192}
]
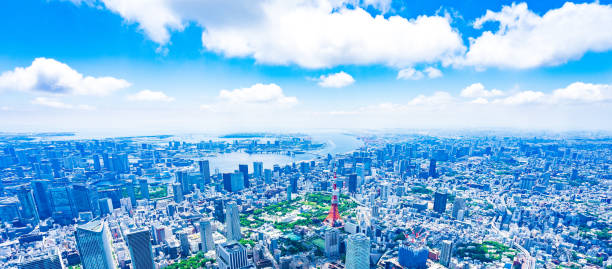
[
  {"left": 222, "top": 172, "right": 244, "bottom": 193},
  {"left": 348, "top": 174, "right": 357, "bottom": 193},
  {"left": 126, "top": 229, "right": 154, "bottom": 269},
  {"left": 30, "top": 180, "right": 52, "bottom": 219},
  {"left": 324, "top": 227, "right": 340, "bottom": 258},
  {"left": 238, "top": 164, "right": 249, "bottom": 188},
  {"left": 264, "top": 169, "right": 272, "bottom": 184},
  {"left": 199, "top": 160, "right": 211, "bottom": 185},
  {"left": 433, "top": 191, "right": 448, "bottom": 214},
  {"left": 172, "top": 183, "right": 183, "bottom": 203},
  {"left": 125, "top": 181, "right": 137, "bottom": 206},
  {"left": 139, "top": 179, "right": 150, "bottom": 200},
  {"left": 93, "top": 154, "right": 101, "bottom": 171},
  {"left": 520, "top": 176, "right": 536, "bottom": 190},
  {"left": 214, "top": 199, "right": 225, "bottom": 222},
  {"left": 216, "top": 242, "right": 248, "bottom": 269},
  {"left": 75, "top": 220, "right": 115, "bottom": 269},
  {"left": 440, "top": 240, "right": 453, "bottom": 267},
  {"left": 429, "top": 159, "right": 437, "bottom": 178},
  {"left": 17, "top": 248, "right": 64, "bottom": 269},
  {"left": 178, "top": 231, "right": 190, "bottom": 257},
  {"left": 15, "top": 185, "right": 39, "bottom": 224},
  {"left": 346, "top": 233, "right": 369, "bottom": 269},
  {"left": 355, "top": 163, "right": 364, "bottom": 185},
  {"left": 222, "top": 173, "right": 232, "bottom": 192},
  {"left": 98, "top": 198, "right": 113, "bottom": 216},
  {"left": 253, "top": 162, "right": 263, "bottom": 179},
  {"left": 452, "top": 197, "right": 466, "bottom": 220},
  {"left": 289, "top": 176, "right": 298, "bottom": 193},
  {"left": 49, "top": 186, "right": 76, "bottom": 225},
  {"left": 200, "top": 219, "right": 215, "bottom": 252},
  {"left": 225, "top": 201, "right": 241, "bottom": 241},
  {"left": 398, "top": 243, "right": 428, "bottom": 269},
  {"left": 72, "top": 184, "right": 98, "bottom": 215}
]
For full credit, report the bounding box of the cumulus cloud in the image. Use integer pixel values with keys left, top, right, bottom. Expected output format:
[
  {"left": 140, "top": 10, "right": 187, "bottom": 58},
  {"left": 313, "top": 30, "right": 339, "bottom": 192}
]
[
  {"left": 460, "top": 83, "right": 503, "bottom": 98},
  {"left": 318, "top": 71, "right": 355, "bottom": 88},
  {"left": 31, "top": 97, "right": 95, "bottom": 110},
  {"left": 461, "top": 2, "right": 612, "bottom": 69},
  {"left": 397, "top": 67, "right": 443, "bottom": 80},
  {"left": 408, "top": 91, "right": 453, "bottom": 106},
  {"left": 127, "top": 89, "right": 174, "bottom": 102},
  {"left": 0, "top": 58, "right": 130, "bottom": 96},
  {"left": 397, "top": 67, "right": 424, "bottom": 80},
  {"left": 491, "top": 82, "right": 612, "bottom": 105},
  {"left": 72, "top": 0, "right": 464, "bottom": 68},
  {"left": 218, "top": 83, "right": 297, "bottom": 106}
]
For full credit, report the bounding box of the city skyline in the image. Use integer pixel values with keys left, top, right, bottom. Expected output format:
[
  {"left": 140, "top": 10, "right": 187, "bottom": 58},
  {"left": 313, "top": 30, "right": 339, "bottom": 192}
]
[{"left": 1, "top": 0, "right": 611, "bottom": 133}]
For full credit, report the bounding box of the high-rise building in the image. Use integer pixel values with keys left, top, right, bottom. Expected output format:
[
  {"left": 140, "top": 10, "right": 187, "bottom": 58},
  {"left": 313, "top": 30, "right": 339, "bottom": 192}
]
[
  {"left": 172, "top": 183, "right": 183, "bottom": 203},
  {"left": 125, "top": 181, "right": 137, "bottom": 206},
  {"left": 222, "top": 172, "right": 244, "bottom": 192},
  {"left": 398, "top": 243, "right": 428, "bottom": 269},
  {"left": 75, "top": 220, "right": 115, "bottom": 269},
  {"left": 98, "top": 198, "right": 113, "bottom": 216},
  {"left": 289, "top": 176, "right": 298, "bottom": 194},
  {"left": 225, "top": 201, "right": 241, "bottom": 241},
  {"left": 71, "top": 184, "right": 98, "bottom": 215},
  {"left": 200, "top": 219, "right": 215, "bottom": 252},
  {"left": 253, "top": 162, "right": 263, "bottom": 179},
  {"left": 433, "top": 191, "right": 447, "bottom": 214},
  {"left": 30, "top": 180, "right": 52, "bottom": 219},
  {"left": 238, "top": 164, "right": 249, "bottom": 188},
  {"left": 440, "top": 240, "right": 453, "bottom": 267},
  {"left": 429, "top": 159, "right": 437, "bottom": 178},
  {"left": 264, "top": 169, "right": 272, "bottom": 184},
  {"left": 452, "top": 197, "right": 466, "bottom": 220},
  {"left": 49, "top": 186, "right": 76, "bottom": 225},
  {"left": 17, "top": 248, "right": 64, "bottom": 269},
  {"left": 139, "top": 179, "right": 150, "bottom": 200},
  {"left": 178, "top": 231, "right": 190, "bottom": 257},
  {"left": 324, "top": 227, "right": 340, "bottom": 258},
  {"left": 345, "top": 233, "right": 369, "bottom": 269},
  {"left": 216, "top": 242, "right": 248, "bottom": 269},
  {"left": 199, "top": 160, "right": 211, "bottom": 186},
  {"left": 214, "top": 199, "right": 225, "bottom": 222},
  {"left": 348, "top": 174, "right": 357, "bottom": 193},
  {"left": 126, "top": 229, "right": 154, "bottom": 269},
  {"left": 15, "top": 185, "right": 39, "bottom": 224}
]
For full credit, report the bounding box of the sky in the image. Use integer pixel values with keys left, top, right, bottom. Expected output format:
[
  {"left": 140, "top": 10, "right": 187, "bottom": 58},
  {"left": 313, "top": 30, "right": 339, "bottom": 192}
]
[{"left": 0, "top": 0, "right": 611, "bottom": 134}]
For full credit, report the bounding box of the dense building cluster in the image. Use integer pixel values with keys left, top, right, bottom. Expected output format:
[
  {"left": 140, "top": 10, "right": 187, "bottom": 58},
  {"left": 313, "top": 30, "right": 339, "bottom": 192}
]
[{"left": 0, "top": 132, "right": 610, "bottom": 269}]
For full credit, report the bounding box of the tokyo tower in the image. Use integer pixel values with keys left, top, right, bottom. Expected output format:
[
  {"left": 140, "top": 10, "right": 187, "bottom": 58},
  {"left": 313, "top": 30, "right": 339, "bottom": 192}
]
[{"left": 324, "top": 173, "right": 342, "bottom": 227}]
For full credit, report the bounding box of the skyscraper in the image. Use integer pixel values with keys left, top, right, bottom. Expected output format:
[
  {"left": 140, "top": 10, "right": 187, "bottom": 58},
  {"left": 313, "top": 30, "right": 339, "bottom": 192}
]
[
  {"left": 225, "top": 201, "right": 241, "bottom": 241},
  {"left": 216, "top": 242, "right": 248, "bottom": 269},
  {"left": 200, "top": 218, "right": 215, "bottom": 252},
  {"left": 75, "top": 220, "right": 115, "bottom": 269},
  {"left": 324, "top": 227, "right": 340, "bottom": 258},
  {"left": 126, "top": 229, "right": 154, "bottom": 269},
  {"left": 433, "top": 191, "right": 447, "bottom": 214},
  {"left": 440, "top": 240, "right": 453, "bottom": 267},
  {"left": 15, "top": 185, "right": 39, "bottom": 224},
  {"left": 253, "top": 162, "right": 263, "bottom": 179},
  {"left": 17, "top": 247, "right": 64, "bottom": 269},
  {"left": 199, "top": 160, "right": 211, "bottom": 186},
  {"left": 348, "top": 174, "right": 358, "bottom": 193},
  {"left": 429, "top": 159, "right": 437, "bottom": 178},
  {"left": 179, "top": 231, "right": 190, "bottom": 257},
  {"left": 98, "top": 198, "right": 113, "bottom": 216},
  {"left": 264, "top": 169, "right": 272, "bottom": 184},
  {"left": 346, "top": 233, "right": 369, "bottom": 269},
  {"left": 452, "top": 197, "right": 466, "bottom": 220},
  {"left": 398, "top": 243, "right": 428, "bottom": 269},
  {"left": 172, "top": 183, "right": 183, "bottom": 203},
  {"left": 238, "top": 164, "right": 249, "bottom": 188},
  {"left": 30, "top": 180, "right": 52, "bottom": 219},
  {"left": 139, "top": 179, "right": 150, "bottom": 200}
]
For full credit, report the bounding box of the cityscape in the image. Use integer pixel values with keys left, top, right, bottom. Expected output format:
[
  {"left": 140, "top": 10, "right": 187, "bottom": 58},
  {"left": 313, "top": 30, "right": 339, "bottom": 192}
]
[{"left": 1, "top": 0, "right": 612, "bottom": 269}]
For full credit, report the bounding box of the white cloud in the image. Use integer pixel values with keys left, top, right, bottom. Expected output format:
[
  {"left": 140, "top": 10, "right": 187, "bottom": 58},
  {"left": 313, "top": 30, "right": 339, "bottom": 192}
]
[
  {"left": 408, "top": 91, "right": 453, "bottom": 106},
  {"left": 0, "top": 58, "right": 130, "bottom": 96},
  {"left": 318, "top": 71, "right": 355, "bottom": 88},
  {"left": 471, "top": 97, "right": 489, "bottom": 104},
  {"left": 77, "top": 0, "right": 464, "bottom": 68},
  {"left": 493, "top": 91, "right": 545, "bottom": 105},
  {"left": 460, "top": 83, "right": 503, "bottom": 98},
  {"left": 551, "top": 82, "right": 612, "bottom": 103},
  {"left": 397, "top": 67, "right": 424, "bottom": 80},
  {"left": 424, "top": 67, "right": 443, "bottom": 78},
  {"left": 397, "top": 66, "right": 442, "bottom": 80},
  {"left": 461, "top": 2, "right": 612, "bottom": 69},
  {"left": 218, "top": 83, "right": 297, "bottom": 106},
  {"left": 127, "top": 89, "right": 174, "bottom": 102},
  {"left": 31, "top": 97, "right": 95, "bottom": 110}
]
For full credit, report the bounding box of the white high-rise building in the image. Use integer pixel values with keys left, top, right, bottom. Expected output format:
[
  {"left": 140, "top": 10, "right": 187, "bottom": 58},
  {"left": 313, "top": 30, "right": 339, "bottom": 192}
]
[
  {"left": 200, "top": 218, "right": 215, "bottom": 252},
  {"left": 345, "top": 233, "right": 369, "bottom": 269},
  {"left": 324, "top": 227, "right": 340, "bottom": 258},
  {"left": 216, "top": 242, "right": 248, "bottom": 269},
  {"left": 225, "top": 201, "right": 242, "bottom": 241},
  {"left": 75, "top": 220, "right": 115, "bottom": 269},
  {"left": 440, "top": 240, "right": 453, "bottom": 267}
]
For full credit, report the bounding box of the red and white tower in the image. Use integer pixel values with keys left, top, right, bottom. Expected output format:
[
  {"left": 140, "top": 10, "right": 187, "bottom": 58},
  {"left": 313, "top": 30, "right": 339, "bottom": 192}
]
[{"left": 324, "top": 173, "right": 342, "bottom": 227}]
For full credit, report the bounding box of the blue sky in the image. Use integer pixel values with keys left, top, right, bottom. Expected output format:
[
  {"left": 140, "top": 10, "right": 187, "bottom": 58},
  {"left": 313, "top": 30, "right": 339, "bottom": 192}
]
[{"left": 0, "top": 0, "right": 611, "bottom": 134}]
